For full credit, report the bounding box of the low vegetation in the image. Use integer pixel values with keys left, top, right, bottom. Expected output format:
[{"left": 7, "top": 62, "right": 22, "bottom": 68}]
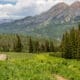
[{"left": 0, "top": 53, "right": 80, "bottom": 80}]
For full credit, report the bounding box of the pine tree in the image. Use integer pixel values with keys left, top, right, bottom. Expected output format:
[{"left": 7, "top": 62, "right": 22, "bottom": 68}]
[
  {"left": 45, "top": 40, "right": 50, "bottom": 52},
  {"left": 78, "top": 24, "right": 80, "bottom": 30},
  {"left": 70, "top": 28, "right": 80, "bottom": 59},
  {"left": 61, "top": 32, "right": 72, "bottom": 59},
  {"left": 34, "top": 41, "right": 40, "bottom": 53},
  {"left": 49, "top": 41, "right": 54, "bottom": 52},
  {"left": 61, "top": 25, "right": 80, "bottom": 59},
  {"left": 40, "top": 44, "right": 45, "bottom": 52},
  {"left": 14, "top": 35, "right": 22, "bottom": 52},
  {"left": 76, "top": 26, "right": 80, "bottom": 59},
  {"left": 28, "top": 37, "right": 33, "bottom": 53}
]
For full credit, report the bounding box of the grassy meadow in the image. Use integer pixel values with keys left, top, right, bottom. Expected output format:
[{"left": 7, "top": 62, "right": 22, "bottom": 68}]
[{"left": 0, "top": 52, "right": 80, "bottom": 80}]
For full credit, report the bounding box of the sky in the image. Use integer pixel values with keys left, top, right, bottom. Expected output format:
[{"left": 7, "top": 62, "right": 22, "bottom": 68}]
[{"left": 0, "top": 0, "right": 80, "bottom": 19}]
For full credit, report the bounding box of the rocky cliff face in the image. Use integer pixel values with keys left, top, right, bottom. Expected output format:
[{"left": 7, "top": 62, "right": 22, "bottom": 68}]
[{"left": 14, "top": 1, "right": 80, "bottom": 25}]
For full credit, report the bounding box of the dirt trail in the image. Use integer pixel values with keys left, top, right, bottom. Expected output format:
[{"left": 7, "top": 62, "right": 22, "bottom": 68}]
[
  {"left": 54, "top": 74, "right": 68, "bottom": 80},
  {"left": 0, "top": 54, "right": 7, "bottom": 61}
]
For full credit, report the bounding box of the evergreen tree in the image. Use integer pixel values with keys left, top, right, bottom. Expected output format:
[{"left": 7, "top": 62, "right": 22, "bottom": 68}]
[
  {"left": 78, "top": 24, "right": 80, "bottom": 30},
  {"left": 61, "top": 32, "right": 72, "bottom": 58},
  {"left": 14, "top": 35, "right": 22, "bottom": 52},
  {"left": 49, "top": 41, "right": 54, "bottom": 52},
  {"left": 45, "top": 40, "right": 50, "bottom": 52},
  {"left": 34, "top": 41, "right": 40, "bottom": 53},
  {"left": 69, "top": 28, "right": 77, "bottom": 59},
  {"left": 61, "top": 25, "right": 80, "bottom": 59},
  {"left": 28, "top": 37, "right": 33, "bottom": 53},
  {"left": 40, "top": 44, "right": 45, "bottom": 52},
  {"left": 76, "top": 26, "right": 80, "bottom": 59}
]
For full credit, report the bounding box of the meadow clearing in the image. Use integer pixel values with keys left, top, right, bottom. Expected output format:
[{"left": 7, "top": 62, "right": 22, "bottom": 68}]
[{"left": 0, "top": 52, "right": 80, "bottom": 80}]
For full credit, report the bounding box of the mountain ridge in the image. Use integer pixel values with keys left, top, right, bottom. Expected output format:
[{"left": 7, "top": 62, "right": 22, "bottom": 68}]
[{"left": 0, "top": 1, "right": 80, "bottom": 39}]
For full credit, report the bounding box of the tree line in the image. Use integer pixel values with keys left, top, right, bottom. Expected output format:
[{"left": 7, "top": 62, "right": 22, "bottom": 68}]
[
  {"left": 28, "top": 37, "right": 55, "bottom": 53},
  {"left": 0, "top": 34, "right": 55, "bottom": 53},
  {"left": 60, "top": 24, "right": 80, "bottom": 59},
  {"left": 0, "top": 24, "right": 80, "bottom": 59}
]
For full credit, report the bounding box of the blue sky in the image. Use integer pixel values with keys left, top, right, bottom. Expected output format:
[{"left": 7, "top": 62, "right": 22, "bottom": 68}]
[
  {"left": 0, "top": 0, "right": 16, "bottom": 5},
  {"left": 0, "top": 0, "right": 79, "bottom": 19}
]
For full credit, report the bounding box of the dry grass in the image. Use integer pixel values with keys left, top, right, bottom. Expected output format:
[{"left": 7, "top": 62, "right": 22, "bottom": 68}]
[
  {"left": 54, "top": 74, "right": 68, "bottom": 80},
  {"left": 0, "top": 54, "right": 7, "bottom": 61}
]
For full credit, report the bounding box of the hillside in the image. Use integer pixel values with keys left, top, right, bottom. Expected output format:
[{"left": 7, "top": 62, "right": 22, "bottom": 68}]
[
  {"left": 0, "top": 1, "right": 80, "bottom": 39},
  {"left": 0, "top": 19, "right": 13, "bottom": 24}
]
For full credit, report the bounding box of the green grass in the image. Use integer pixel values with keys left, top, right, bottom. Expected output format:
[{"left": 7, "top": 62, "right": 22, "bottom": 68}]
[{"left": 0, "top": 52, "right": 80, "bottom": 80}]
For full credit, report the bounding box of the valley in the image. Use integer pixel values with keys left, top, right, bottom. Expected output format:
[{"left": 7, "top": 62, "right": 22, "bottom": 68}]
[{"left": 0, "top": 1, "right": 80, "bottom": 80}]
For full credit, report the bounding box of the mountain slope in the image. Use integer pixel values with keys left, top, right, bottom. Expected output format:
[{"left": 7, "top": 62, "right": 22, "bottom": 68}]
[
  {"left": 0, "top": 1, "right": 80, "bottom": 39},
  {"left": 0, "top": 19, "right": 13, "bottom": 24}
]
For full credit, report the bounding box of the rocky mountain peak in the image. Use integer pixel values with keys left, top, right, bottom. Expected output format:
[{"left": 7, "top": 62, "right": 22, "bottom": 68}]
[
  {"left": 71, "top": 1, "right": 80, "bottom": 9},
  {"left": 49, "top": 2, "right": 69, "bottom": 11}
]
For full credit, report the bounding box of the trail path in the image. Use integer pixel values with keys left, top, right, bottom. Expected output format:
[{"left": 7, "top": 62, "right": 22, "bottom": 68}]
[
  {"left": 54, "top": 74, "right": 68, "bottom": 80},
  {"left": 0, "top": 54, "right": 7, "bottom": 61}
]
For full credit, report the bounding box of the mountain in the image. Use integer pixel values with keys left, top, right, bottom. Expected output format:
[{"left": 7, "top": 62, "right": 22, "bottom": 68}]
[
  {"left": 0, "top": 19, "right": 13, "bottom": 24},
  {"left": 0, "top": 1, "right": 80, "bottom": 39}
]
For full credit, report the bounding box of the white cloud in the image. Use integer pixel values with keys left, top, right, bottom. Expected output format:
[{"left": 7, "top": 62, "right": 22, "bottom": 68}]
[{"left": 0, "top": 0, "right": 80, "bottom": 19}]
